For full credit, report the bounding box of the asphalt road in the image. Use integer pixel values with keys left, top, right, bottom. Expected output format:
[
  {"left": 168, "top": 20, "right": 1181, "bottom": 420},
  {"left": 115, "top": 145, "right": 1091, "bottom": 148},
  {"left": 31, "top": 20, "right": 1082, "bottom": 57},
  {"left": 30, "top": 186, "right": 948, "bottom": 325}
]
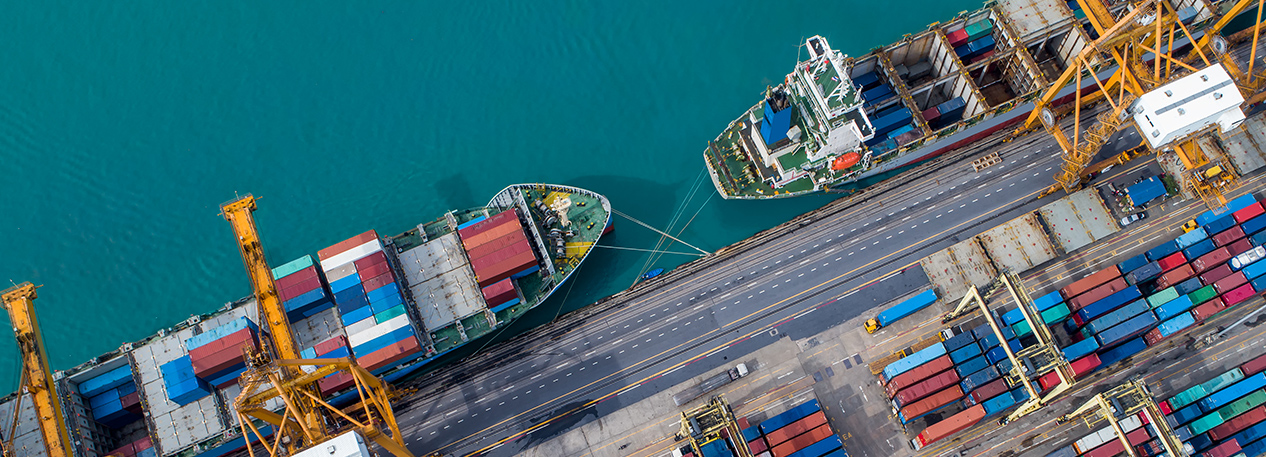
[{"left": 392, "top": 116, "right": 1150, "bottom": 457}]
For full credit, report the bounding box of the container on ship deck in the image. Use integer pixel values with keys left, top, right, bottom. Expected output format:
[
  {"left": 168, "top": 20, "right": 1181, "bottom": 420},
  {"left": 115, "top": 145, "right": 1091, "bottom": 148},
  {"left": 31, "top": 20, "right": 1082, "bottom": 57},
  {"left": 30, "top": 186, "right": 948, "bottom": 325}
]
[
  {"left": 361, "top": 273, "right": 395, "bottom": 295},
  {"left": 353, "top": 250, "right": 387, "bottom": 270},
  {"left": 945, "top": 28, "right": 970, "bottom": 47},
  {"left": 318, "top": 231, "right": 380, "bottom": 260},
  {"left": 275, "top": 267, "right": 318, "bottom": 290},
  {"left": 188, "top": 327, "right": 257, "bottom": 363},
  {"left": 359, "top": 336, "right": 423, "bottom": 372}
]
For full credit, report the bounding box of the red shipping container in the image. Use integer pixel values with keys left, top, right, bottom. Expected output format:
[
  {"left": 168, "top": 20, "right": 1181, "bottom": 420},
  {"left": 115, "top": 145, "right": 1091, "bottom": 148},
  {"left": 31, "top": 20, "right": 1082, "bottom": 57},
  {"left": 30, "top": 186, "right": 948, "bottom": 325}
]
[
  {"left": 770, "top": 424, "right": 833, "bottom": 457},
  {"left": 1062, "top": 267, "right": 1122, "bottom": 303},
  {"left": 894, "top": 370, "right": 960, "bottom": 409},
  {"left": 970, "top": 379, "right": 1008, "bottom": 404},
  {"left": 1215, "top": 272, "right": 1248, "bottom": 293},
  {"left": 885, "top": 356, "right": 953, "bottom": 397},
  {"left": 946, "top": 28, "right": 970, "bottom": 47},
  {"left": 319, "top": 371, "right": 355, "bottom": 395},
  {"left": 279, "top": 277, "right": 321, "bottom": 302},
  {"left": 353, "top": 251, "right": 387, "bottom": 272},
  {"left": 1234, "top": 202, "right": 1265, "bottom": 223},
  {"left": 1210, "top": 406, "right": 1266, "bottom": 441},
  {"left": 460, "top": 216, "right": 521, "bottom": 250},
  {"left": 356, "top": 261, "right": 392, "bottom": 283},
  {"left": 1223, "top": 283, "right": 1255, "bottom": 306},
  {"left": 315, "top": 335, "right": 349, "bottom": 356},
  {"left": 922, "top": 106, "right": 941, "bottom": 121},
  {"left": 481, "top": 278, "right": 517, "bottom": 307},
  {"left": 900, "top": 386, "right": 964, "bottom": 421},
  {"left": 318, "top": 231, "right": 380, "bottom": 261},
  {"left": 110, "top": 443, "right": 137, "bottom": 457},
  {"left": 747, "top": 437, "right": 769, "bottom": 454},
  {"left": 361, "top": 273, "right": 395, "bottom": 294},
  {"left": 1194, "top": 247, "right": 1232, "bottom": 272},
  {"left": 1082, "top": 427, "right": 1152, "bottom": 457},
  {"left": 193, "top": 345, "right": 250, "bottom": 379},
  {"left": 1213, "top": 226, "right": 1246, "bottom": 246},
  {"left": 914, "top": 405, "right": 985, "bottom": 449},
  {"left": 1069, "top": 278, "right": 1130, "bottom": 311},
  {"left": 469, "top": 240, "right": 533, "bottom": 270},
  {"left": 359, "top": 336, "right": 423, "bottom": 372},
  {"left": 1158, "top": 265, "right": 1196, "bottom": 289},
  {"left": 1193, "top": 298, "right": 1227, "bottom": 322},
  {"left": 1144, "top": 328, "right": 1164, "bottom": 346},
  {"left": 1228, "top": 238, "right": 1254, "bottom": 257},
  {"left": 1203, "top": 439, "right": 1242, "bottom": 457},
  {"left": 1159, "top": 400, "right": 1173, "bottom": 415},
  {"left": 1158, "top": 252, "right": 1187, "bottom": 272},
  {"left": 1038, "top": 371, "right": 1062, "bottom": 391},
  {"left": 1201, "top": 264, "right": 1234, "bottom": 286},
  {"left": 763, "top": 411, "right": 828, "bottom": 447},
  {"left": 188, "top": 328, "right": 257, "bottom": 362},
  {"left": 475, "top": 252, "right": 537, "bottom": 288},
  {"left": 275, "top": 266, "right": 318, "bottom": 290},
  {"left": 457, "top": 210, "right": 517, "bottom": 239},
  {"left": 1071, "top": 354, "right": 1102, "bottom": 378},
  {"left": 133, "top": 436, "right": 153, "bottom": 451},
  {"left": 466, "top": 232, "right": 530, "bottom": 262},
  {"left": 1242, "top": 353, "right": 1266, "bottom": 376}
]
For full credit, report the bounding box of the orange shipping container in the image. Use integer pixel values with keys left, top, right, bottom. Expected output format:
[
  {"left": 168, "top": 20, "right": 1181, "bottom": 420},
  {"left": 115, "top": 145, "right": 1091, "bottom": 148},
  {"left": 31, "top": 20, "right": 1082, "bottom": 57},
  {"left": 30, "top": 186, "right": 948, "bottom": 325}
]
[
  {"left": 318, "top": 231, "right": 380, "bottom": 261},
  {"left": 770, "top": 424, "right": 833, "bottom": 457},
  {"left": 764, "top": 411, "right": 828, "bottom": 448},
  {"left": 1061, "top": 267, "right": 1121, "bottom": 303}
]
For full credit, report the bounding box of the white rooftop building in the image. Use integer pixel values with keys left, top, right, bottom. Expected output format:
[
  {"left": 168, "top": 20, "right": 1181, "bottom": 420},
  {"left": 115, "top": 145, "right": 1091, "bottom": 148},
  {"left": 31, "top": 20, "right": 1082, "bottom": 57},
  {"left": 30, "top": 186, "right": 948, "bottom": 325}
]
[{"left": 1131, "top": 64, "right": 1246, "bottom": 149}]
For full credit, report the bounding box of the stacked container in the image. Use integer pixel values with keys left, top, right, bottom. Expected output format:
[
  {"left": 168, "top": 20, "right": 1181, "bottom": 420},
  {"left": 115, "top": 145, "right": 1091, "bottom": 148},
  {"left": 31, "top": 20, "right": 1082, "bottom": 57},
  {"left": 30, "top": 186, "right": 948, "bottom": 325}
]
[
  {"left": 79, "top": 365, "right": 142, "bottom": 429},
  {"left": 108, "top": 436, "right": 157, "bottom": 457},
  {"left": 319, "top": 231, "right": 423, "bottom": 374},
  {"left": 313, "top": 335, "right": 356, "bottom": 396},
  {"left": 755, "top": 400, "right": 842, "bottom": 457},
  {"left": 458, "top": 210, "right": 540, "bottom": 295},
  {"left": 272, "top": 255, "right": 335, "bottom": 322},
  {"left": 187, "top": 317, "right": 259, "bottom": 388},
  {"left": 159, "top": 355, "right": 212, "bottom": 406}
]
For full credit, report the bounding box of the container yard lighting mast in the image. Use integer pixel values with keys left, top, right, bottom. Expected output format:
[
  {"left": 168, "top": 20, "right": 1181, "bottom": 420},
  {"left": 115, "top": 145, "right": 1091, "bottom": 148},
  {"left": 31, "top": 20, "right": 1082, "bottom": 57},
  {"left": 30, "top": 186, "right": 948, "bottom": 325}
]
[
  {"left": 0, "top": 283, "right": 72, "bottom": 457},
  {"left": 1058, "top": 379, "right": 1187, "bottom": 457},
  {"left": 220, "top": 195, "right": 414, "bottom": 457},
  {"left": 1021, "top": 0, "right": 1263, "bottom": 203},
  {"left": 943, "top": 272, "right": 1077, "bottom": 425}
]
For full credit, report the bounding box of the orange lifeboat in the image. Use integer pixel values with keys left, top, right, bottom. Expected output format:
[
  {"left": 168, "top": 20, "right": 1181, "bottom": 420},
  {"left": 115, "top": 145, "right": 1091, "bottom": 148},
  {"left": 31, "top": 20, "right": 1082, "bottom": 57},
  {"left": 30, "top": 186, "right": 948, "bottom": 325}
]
[{"left": 832, "top": 152, "right": 860, "bottom": 171}]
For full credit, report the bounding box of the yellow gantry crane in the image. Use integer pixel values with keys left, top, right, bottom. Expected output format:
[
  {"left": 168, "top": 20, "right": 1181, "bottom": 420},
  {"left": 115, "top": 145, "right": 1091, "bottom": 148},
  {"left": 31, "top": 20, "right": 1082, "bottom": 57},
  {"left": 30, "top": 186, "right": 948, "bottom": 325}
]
[
  {"left": 1058, "top": 379, "right": 1187, "bottom": 457},
  {"left": 677, "top": 397, "right": 753, "bottom": 457},
  {"left": 1021, "top": 0, "right": 1266, "bottom": 204},
  {"left": 220, "top": 195, "right": 413, "bottom": 457},
  {"left": 943, "top": 272, "right": 1077, "bottom": 425},
  {"left": 0, "top": 283, "right": 72, "bottom": 457}
]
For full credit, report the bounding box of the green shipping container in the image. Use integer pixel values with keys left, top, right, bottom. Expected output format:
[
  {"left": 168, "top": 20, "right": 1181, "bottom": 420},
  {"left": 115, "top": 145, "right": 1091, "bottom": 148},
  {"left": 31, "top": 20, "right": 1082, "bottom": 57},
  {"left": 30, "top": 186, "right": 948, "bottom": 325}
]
[
  {"left": 1013, "top": 320, "right": 1032, "bottom": 338},
  {"left": 1189, "top": 285, "right": 1218, "bottom": 306},
  {"left": 1041, "top": 303, "right": 1071, "bottom": 325},
  {"left": 1217, "top": 389, "right": 1266, "bottom": 421},
  {"left": 1170, "top": 369, "right": 1246, "bottom": 409},
  {"left": 374, "top": 304, "right": 408, "bottom": 324},
  {"left": 964, "top": 19, "right": 994, "bottom": 41},
  {"left": 1188, "top": 412, "right": 1225, "bottom": 435},
  {"left": 1147, "top": 287, "right": 1180, "bottom": 308},
  {"left": 272, "top": 255, "right": 315, "bottom": 279}
]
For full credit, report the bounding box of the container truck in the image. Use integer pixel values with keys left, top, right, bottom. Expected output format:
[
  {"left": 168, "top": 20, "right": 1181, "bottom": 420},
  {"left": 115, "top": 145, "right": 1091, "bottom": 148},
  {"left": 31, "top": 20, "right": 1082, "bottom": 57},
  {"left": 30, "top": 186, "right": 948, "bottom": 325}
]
[
  {"left": 1186, "top": 195, "right": 1257, "bottom": 231},
  {"left": 865, "top": 289, "right": 938, "bottom": 333},
  {"left": 672, "top": 363, "right": 749, "bottom": 406}
]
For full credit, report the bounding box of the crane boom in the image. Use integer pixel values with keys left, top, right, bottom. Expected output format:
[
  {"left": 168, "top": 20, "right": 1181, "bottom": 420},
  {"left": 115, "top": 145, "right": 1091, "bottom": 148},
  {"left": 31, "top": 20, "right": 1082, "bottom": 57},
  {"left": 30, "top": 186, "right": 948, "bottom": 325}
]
[
  {"left": 220, "top": 195, "right": 301, "bottom": 361},
  {"left": 1, "top": 283, "right": 72, "bottom": 457}
]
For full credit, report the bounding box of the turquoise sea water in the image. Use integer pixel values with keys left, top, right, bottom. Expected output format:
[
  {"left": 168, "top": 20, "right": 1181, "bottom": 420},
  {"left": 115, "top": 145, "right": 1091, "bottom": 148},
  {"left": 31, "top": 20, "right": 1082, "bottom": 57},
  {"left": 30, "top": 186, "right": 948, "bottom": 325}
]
[{"left": 0, "top": 0, "right": 978, "bottom": 385}]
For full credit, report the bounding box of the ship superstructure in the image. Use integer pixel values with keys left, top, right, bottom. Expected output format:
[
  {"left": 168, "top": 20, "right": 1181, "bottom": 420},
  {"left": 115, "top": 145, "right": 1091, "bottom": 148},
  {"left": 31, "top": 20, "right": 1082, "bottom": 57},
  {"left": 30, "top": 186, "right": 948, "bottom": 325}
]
[
  {"left": 0, "top": 184, "right": 609, "bottom": 457},
  {"left": 706, "top": 0, "right": 1226, "bottom": 199}
]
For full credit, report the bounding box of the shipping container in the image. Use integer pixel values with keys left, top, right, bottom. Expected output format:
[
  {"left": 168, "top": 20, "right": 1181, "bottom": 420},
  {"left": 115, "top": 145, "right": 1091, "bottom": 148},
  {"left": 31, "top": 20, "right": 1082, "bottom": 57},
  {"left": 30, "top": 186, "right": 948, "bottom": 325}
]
[
  {"left": 1083, "top": 300, "right": 1151, "bottom": 334},
  {"left": 1173, "top": 403, "right": 1206, "bottom": 426},
  {"left": 1062, "top": 337, "right": 1100, "bottom": 363},
  {"left": 1062, "top": 267, "right": 1122, "bottom": 302},
  {"left": 968, "top": 378, "right": 1009, "bottom": 405},
  {"left": 740, "top": 425, "right": 762, "bottom": 442},
  {"left": 1033, "top": 291, "right": 1064, "bottom": 311},
  {"left": 1186, "top": 239, "right": 1218, "bottom": 261},
  {"left": 1243, "top": 353, "right": 1266, "bottom": 377},
  {"left": 1098, "top": 337, "right": 1148, "bottom": 367},
  {"left": 1227, "top": 421, "right": 1266, "bottom": 456},
  {"left": 1215, "top": 389, "right": 1266, "bottom": 424},
  {"left": 1159, "top": 252, "right": 1188, "bottom": 271},
  {"left": 1171, "top": 369, "right": 1246, "bottom": 410},
  {"left": 1069, "top": 278, "right": 1131, "bottom": 311},
  {"left": 1176, "top": 227, "right": 1210, "bottom": 249},
  {"left": 1210, "top": 405, "right": 1266, "bottom": 441},
  {"left": 894, "top": 370, "right": 961, "bottom": 410},
  {"left": 961, "top": 366, "right": 1000, "bottom": 393},
  {"left": 1095, "top": 311, "right": 1158, "bottom": 348},
  {"left": 898, "top": 385, "right": 964, "bottom": 423},
  {"left": 1038, "top": 370, "right": 1061, "bottom": 391},
  {"left": 1118, "top": 254, "right": 1152, "bottom": 276},
  {"left": 1235, "top": 201, "right": 1266, "bottom": 223},
  {"left": 781, "top": 435, "right": 841, "bottom": 457},
  {"left": 943, "top": 331, "right": 976, "bottom": 352},
  {"left": 1194, "top": 247, "right": 1233, "bottom": 273},
  {"left": 1177, "top": 276, "right": 1206, "bottom": 295},
  {"left": 1202, "top": 264, "right": 1236, "bottom": 286},
  {"left": 882, "top": 342, "right": 947, "bottom": 383},
  {"left": 1243, "top": 215, "right": 1266, "bottom": 240},
  {"left": 1215, "top": 271, "right": 1249, "bottom": 293},
  {"left": 955, "top": 356, "right": 990, "bottom": 378},
  {"left": 911, "top": 405, "right": 985, "bottom": 450},
  {"left": 1224, "top": 282, "right": 1256, "bottom": 306},
  {"left": 1081, "top": 427, "right": 1152, "bottom": 457},
  {"left": 1071, "top": 353, "right": 1102, "bottom": 378},
  {"left": 949, "top": 342, "right": 984, "bottom": 365},
  {"left": 981, "top": 390, "right": 1017, "bottom": 416},
  {"left": 886, "top": 356, "right": 954, "bottom": 398},
  {"left": 1199, "top": 373, "right": 1266, "bottom": 413},
  {"left": 1158, "top": 264, "right": 1196, "bottom": 289},
  {"left": 1188, "top": 411, "right": 1227, "bottom": 435},
  {"left": 1149, "top": 312, "right": 1196, "bottom": 343},
  {"left": 1214, "top": 225, "right": 1248, "bottom": 246},
  {"left": 1203, "top": 439, "right": 1243, "bottom": 457},
  {"left": 1206, "top": 215, "right": 1239, "bottom": 236},
  {"left": 1155, "top": 295, "right": 1196, "bottom": 321},
  {"left": 1074, "top": 415, "right": 1144, "bottom": 453},
  {"left": 760, "top": 400, "right": 820, "bottom": 434},
  {"left": 748, "top": 437, "right": 769, "bottom": 455},
  {"left": 1041, "top": 303, "right": 1071, "bottom": 324},
  {"left": 763, "top": 411, "right": 828, "bottom": 447},
  {"left": 1128, "top": 262, "right": 1164, "bottom": 284},
  {"left": 769, "top": 424, "right": 833, "bottom": 457},
  {"left": 1192, "top": 298, "right": 1228, "bottom": 321},
  {"left": 1146, "top": 287, "right": 1180, "bottom": 308},
  {"left": 1148, "top": 241, "right": 1182, "bottom": 262}
]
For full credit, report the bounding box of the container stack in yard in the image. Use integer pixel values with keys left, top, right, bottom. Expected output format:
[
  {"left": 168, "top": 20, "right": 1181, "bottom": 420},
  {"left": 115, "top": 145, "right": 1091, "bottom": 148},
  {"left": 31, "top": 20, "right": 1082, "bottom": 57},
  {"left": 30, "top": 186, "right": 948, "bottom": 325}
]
[
  {"left": 1138, "top": 352, "right": 1266, "bottom": 456},
  {"left": 743, "top": 399, "right": 846, "bottom": 457},
  {"left": 318, "top": 230, "right": 424, "bottom": 376},
  {"left": 882, "top": 195, "right": 1266, "bottom": 451}
]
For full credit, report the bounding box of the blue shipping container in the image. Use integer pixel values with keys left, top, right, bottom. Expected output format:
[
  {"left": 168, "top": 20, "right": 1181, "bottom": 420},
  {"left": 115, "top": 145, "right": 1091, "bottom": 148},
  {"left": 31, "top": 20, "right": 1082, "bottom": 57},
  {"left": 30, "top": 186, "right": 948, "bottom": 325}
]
[
  {"left": 961, "top": 366, "right": 1000, "bottom": 393},
  {"left": 786, "top": 436, "right": 843, "bottom": 457},
  {"left": 1148, "top": 241, "right": 1181, "bottom": 261},
  {"left": 944, "top": 331, "right": 976, "bottom": 352},
  {"left": 1002, "top": 308, "right": 1026, "bottom": 326},
  {"left": 341, "top": 304, "right": 374, "bottom": 325},
  {"left": 1170, "top": 403, "right": 1205, "bottom": 425},
  {"left": 1176, "top": 277, "right": 1205, "bottom": 295},
  {"left": 986, "top": 347, "right": 1008, "bottom": 365},
  {"left": 1196, "top": 195, "right": 1256, "bottom": 225},
  {"left": 1085, "top": 300, "right": 1151, "bottom": 335},
  {"left": 1033, "top": 291, "right": 1064, "bottom": 311},
  {"left": 1095, "top": 312, "right": 1158, "bottom": 347},
  {"left": 741, "top": 425, "right": 762, "bottom": 442},
  {"left": 329, "top": 273, "right": 362, "bottom": 293},
  {"left": 1097, "top": 337, "right": 1148, "bottom": 367},
  {"left": 1184, "top": 239, "right": 1217, "bottom": 261},
  {"left": 1155, "top": 313, "right": 1196, "bottom": 338},
  {"left": 1198, "top": 373, "right": 1266, "bottom": 413},
  {"left": 759, "top": 399, "right": 821, "bottom": 434},
  {"left": 956, "top": 355, "right": 990, "bottom": 378},
  {"left": 982, "top": 391, "right": 1017, "bottom": 416},
  {"left": 883, "top": 342, "right": 947, "bottom": 382},
  {"left": 1118, "top": 254, "right": 1151, "bottom": 275},
  {"left": 1243, "top": 259, "right": 1266, "bottom": 280},
  {"left": 1228, "top": 421, "right": 1266, "bottom": 453},
  {"left": 78, "top": 365, "right": 134, "bottom": 398},
  {"left": 950, "top": 342, "right": 984, "bottom": 365},
  {"left": 185, "top": 317, "right": 258, "bottom": 352},
  {"left": 1204, "top": 215, "right": 1238, "bottom": 236},
  {"left": 1243, "top": 214, "right": 1266, "bottom": 237},
  {"left": 1062, "top": 338, "right": 1100, "bottom": 361},
  {"left": 1175, "top": 228, "right": 1209, "bottom": 249},
  {"left": 1156, "top": 295, "right": 1196, "bottom": 321}
]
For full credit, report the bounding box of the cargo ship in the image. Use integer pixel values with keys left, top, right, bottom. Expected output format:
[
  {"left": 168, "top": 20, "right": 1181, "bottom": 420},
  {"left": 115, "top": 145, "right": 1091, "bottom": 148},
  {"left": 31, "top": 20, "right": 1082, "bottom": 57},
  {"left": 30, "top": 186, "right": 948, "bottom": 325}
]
[
  {"left": 0, "top": 184, "right": 610, "bottom": 457},
  {"left": 703, "top": 0, "right": 1227, "bottom": 199}
]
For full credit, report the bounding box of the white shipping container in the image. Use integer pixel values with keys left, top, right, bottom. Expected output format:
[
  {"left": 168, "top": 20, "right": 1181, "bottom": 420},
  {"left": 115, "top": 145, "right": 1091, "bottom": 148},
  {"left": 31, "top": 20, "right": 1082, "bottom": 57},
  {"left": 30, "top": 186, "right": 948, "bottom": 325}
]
[
  {"left": 1074, "top": 414, "right": 1142, "bottom": 452},
  {"left": 325, "top": 262, "right": 359, "bottom": 282},
  {"left": 343, "top": 316, "right": 377, "bottom": 336},
  {"left": 347, "top": 315, "right": 410, "bottom": 348},
  {"left": 320, "top": 240, "right": 383, "bottom": 273}
]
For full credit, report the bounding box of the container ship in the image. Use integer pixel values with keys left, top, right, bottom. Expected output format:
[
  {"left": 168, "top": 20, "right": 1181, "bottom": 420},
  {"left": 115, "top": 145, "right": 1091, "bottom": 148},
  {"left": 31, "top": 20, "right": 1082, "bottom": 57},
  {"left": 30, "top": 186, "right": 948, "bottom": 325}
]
[
  {"left": 0, "top": 184, "right": 610, "bottom": 457},
  {"left": 703, "top": 0, "right": 1224, "bottom": 199}
]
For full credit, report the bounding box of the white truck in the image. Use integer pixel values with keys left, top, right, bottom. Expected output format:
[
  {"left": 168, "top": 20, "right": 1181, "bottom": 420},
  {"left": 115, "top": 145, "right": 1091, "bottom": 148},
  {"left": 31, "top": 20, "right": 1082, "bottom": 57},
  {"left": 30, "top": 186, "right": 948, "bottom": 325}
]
[{"left": 672, "top": 363, "right": 749, "bottom": 406}]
